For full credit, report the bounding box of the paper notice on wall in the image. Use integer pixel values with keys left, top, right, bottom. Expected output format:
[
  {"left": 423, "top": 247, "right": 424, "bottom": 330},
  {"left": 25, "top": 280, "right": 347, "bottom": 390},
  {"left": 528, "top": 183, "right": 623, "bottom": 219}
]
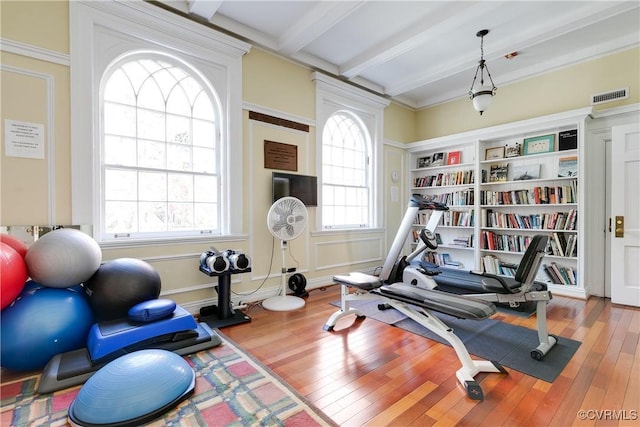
[{"left": 4, "top": 119, "right": 45, "bottom": 159}]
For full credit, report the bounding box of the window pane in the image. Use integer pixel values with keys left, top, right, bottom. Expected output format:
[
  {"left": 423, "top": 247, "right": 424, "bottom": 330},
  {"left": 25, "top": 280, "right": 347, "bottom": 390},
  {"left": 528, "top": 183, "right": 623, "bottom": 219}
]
[
  {"left": 121, "top": 60, "right": 150, "bottom": 93},
  {"left": 194, "top": 175, "right": 217, "bottom": 202},
  {"left": 166, "top": 114, "right": 190, "bottom": 144},
  {"left": 104, "top": 135, "right": 136, "bottom": 167},
  {"left": 168, "top": 202, "right": 193, "bottom": 230},
  {"left": 139, "top": 171, "right": 166, "bottom": 201},
  {"left": 153, "top": 68, "right": 178, "bottom": 100},
  {"left": 193, "top": 147, "right": 216, "bottom": 174},
  {"left": 105, "top": 169, "right": 137, "bottom": 201},
  {"left": 138, "top": 139, "right": 166, "bottom": 169},
  {"left": 105, "top": 201, "right": 137, "bottom": 233},
  {"left": 192, "top": 119, "right": 215, "bottom": 148},
  {"left": 104, "top": 103, "right": 136, "bottom": 137},
  {"left": 167, "top": 144, "right": 192, "bottom": 171},
  {"left": 166, "top": 87, "right": 191, "bottom": 116},
  {"left": 138, "top": 109, "right": 165, "bottom": 141},
  {"left": 104, "top": 68, "right": 135, "bottom": 105},
  {"left": 194, "top": 202, "right": 217, "bottom": 229},
  {"left": 139, "top": 201, "right": 167, "bottom": 232},
  {"left": 193, "top": 92, "right": 214, "bottom": 120},
  {"left": 168, "top": 173, "right": 193, "bottom": 202},
  {"left": 138, "top": 79, "right": 165, "bottom": 111}
]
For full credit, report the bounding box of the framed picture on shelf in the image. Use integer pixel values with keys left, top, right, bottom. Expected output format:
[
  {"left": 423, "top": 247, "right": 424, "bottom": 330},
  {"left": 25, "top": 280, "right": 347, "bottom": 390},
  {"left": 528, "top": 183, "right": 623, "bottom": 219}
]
[
  {"left": 489, "top": 163, "right": 508, "bottom": 182},
  {"left": 417, "top": 156, "right": 431, "bottom": 168},
  {"left": 447, "top": 150, "right": 461, "bottom": 165},
  {"left": 485, "top": 146, "right": 504, "bottom": 160},
  {"left": 523, "top": 134, "right": 555, "bottom": 155},
  {"left": 431, "top": 152, "right": 445, "bottom": 166},
  {"left": 558, "top": 156, "right": 578, "bottom": 177},
  {"left": 512, "top": 163, "right": 540, "bottom": 180},
  {"left": 505, "top": 142, "right": 521, "bottom": 158}
]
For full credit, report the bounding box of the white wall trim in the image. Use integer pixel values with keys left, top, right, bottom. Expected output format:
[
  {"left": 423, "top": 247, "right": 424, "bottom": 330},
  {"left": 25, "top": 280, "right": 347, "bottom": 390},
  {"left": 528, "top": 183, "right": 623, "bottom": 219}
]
[
  {"left": 0, "top": 64, "right": 56, "bottom": 224},
  {"left": 0, "top": 38, "right": 70, "bottom": 66}
]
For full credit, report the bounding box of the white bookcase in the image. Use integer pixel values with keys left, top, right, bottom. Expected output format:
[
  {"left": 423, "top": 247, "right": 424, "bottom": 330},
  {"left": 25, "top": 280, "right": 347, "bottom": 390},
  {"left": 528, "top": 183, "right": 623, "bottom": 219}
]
[{"left": 406, "top": 107, "right": 594, "bottom": 299}]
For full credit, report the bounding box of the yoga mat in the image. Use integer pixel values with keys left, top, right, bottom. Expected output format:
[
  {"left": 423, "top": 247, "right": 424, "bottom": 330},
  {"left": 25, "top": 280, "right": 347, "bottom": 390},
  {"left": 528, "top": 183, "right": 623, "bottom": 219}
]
[{"left": 331, "top": 299, "right": 580, "bottom": 383}]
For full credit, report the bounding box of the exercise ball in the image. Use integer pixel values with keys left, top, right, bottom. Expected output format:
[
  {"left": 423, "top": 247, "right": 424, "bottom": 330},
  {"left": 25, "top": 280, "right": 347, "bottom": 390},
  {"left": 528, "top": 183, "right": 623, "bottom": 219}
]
[
  {"left": 0, "top": 286, "right": 94, "bottom": 371},
  {"left": 84, "top": 258, "right": 161, "bottom": 321},
  {"left": 68, "top": 349, "right": 195, "bottom": 426},
  {"left": 0, "top": 242, "right": 27, "bottom": 310},
  {"left": 25, "top": 228, "right": 102, "bottom": 288},
  {"left": 0, "top": 233, "right": 28, "bottom": 258}
]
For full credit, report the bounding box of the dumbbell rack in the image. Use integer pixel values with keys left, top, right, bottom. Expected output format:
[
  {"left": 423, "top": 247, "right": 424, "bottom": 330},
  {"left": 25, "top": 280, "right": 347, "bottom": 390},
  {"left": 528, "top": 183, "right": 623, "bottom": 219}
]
[{"left": 199, "top": 265, "right": 252, "bottom": 329}]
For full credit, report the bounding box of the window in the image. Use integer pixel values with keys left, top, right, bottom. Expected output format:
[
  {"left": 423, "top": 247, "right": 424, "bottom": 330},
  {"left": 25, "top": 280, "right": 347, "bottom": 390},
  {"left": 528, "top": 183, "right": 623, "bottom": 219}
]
[
  {"left": 101, "top": 55, "right": 221, "bottom": 238},
  {"left": 70, "top": 1, "right": 249, "bottom": 243},
  {"left": 313, "top": 72, "right": 389, "bottom": 230},
  {"left": 322, "top": 112, "right": 371, "bottom": 228}
]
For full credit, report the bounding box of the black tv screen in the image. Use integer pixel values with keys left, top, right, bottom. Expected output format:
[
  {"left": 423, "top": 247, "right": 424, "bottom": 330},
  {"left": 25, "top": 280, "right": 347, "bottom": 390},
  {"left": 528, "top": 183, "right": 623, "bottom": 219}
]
[{"left": 272, "top": 172, "right": 318, "bottom": 206}]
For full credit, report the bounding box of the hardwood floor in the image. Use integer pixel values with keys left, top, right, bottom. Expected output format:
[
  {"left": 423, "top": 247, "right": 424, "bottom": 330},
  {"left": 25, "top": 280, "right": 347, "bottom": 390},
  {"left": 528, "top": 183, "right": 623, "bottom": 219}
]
[{"left": 223, "top": 284, "right": 640, "bottom": 427}]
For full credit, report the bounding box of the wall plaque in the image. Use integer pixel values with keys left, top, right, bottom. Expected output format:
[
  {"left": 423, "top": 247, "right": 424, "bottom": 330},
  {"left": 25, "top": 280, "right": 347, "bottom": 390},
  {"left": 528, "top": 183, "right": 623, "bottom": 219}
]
[{"left": 264, "top": 140, "right": 297, "bottom": 171}]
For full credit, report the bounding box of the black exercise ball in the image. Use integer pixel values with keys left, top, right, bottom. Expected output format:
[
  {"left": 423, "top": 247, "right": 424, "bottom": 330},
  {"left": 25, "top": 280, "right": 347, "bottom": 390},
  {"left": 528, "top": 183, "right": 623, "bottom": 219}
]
[{"left": 84, "top": 258, "right": 161, "bottom": 321}]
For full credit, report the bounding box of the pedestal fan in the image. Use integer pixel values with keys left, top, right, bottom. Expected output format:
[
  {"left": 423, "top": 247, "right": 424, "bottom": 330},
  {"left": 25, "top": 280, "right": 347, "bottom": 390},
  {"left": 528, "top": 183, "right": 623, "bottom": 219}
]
[{"left": 263, "top": 196, "right": 307, "bottom": 311}]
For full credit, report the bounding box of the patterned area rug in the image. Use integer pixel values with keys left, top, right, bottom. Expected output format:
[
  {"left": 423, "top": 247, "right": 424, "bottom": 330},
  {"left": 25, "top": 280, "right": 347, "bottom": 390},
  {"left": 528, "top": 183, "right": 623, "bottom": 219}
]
[{"left": 1, "top": 334, "right": 336, "bottom": 427}]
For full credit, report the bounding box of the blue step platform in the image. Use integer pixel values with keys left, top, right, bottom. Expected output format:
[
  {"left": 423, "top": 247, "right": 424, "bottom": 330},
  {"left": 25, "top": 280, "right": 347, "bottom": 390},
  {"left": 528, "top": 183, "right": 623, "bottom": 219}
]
[{"left": 38, "top": 305, "right": 221, "bottom": 394}]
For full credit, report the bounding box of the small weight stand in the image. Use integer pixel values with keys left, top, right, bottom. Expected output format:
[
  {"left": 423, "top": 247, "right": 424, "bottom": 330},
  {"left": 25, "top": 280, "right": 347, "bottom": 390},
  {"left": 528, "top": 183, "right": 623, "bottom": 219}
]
[{"left": 199, "top": 266, "right": 252, "bottom": 328}]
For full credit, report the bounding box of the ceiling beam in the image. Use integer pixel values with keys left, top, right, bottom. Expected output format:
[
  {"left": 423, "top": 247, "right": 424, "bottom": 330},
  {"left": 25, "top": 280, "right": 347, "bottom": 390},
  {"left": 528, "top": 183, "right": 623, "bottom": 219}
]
[
  {"left": 277, "top": 1, "right": 367, "bottom": 56},
  {"left": 188, "top": 0, "right": 223, "bottom": 20}
]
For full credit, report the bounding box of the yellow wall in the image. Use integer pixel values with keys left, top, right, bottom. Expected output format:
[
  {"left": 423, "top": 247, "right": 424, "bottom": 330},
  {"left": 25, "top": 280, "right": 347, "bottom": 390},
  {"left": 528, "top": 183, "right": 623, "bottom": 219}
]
[
  {"left": 1, "top": 0, "right": 638, "bottom": 309},
  {"left": 416, "top": 47, "right": 640, "bottom": 140}
]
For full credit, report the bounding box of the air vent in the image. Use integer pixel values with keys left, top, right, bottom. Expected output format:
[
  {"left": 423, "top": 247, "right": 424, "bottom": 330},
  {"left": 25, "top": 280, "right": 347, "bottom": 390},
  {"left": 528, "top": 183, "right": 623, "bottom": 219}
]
[{"left": 591, "top": 87, "right": 629, "bottom": 105}]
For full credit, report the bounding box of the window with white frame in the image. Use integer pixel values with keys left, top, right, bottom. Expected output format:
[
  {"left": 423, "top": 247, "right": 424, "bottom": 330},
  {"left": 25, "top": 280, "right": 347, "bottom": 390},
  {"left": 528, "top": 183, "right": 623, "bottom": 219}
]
[
  {"left": 101, "top": 55, "right": 221, "bottom": 238},
  {"left": 313, "top": 73, "right": 389, "bottom": 230},
  {"left": 322, "top": 112, "right": 371, "bottom": 228},
  {"left": 70, "top": 1, "right": 249, "bottom": 242}
]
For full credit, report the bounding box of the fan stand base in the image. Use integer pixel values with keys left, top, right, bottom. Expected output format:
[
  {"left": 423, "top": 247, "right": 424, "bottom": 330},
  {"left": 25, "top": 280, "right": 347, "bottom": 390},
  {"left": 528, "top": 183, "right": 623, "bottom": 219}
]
[{"left": 262, "top": 295, "right": 306, "bottom": 311}]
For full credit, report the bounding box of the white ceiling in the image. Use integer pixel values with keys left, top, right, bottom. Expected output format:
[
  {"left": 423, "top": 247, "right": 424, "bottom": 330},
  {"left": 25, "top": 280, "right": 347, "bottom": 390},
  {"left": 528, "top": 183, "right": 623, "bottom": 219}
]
[{"left": 155, "top": 1, "right": 640, "bottom": 109}]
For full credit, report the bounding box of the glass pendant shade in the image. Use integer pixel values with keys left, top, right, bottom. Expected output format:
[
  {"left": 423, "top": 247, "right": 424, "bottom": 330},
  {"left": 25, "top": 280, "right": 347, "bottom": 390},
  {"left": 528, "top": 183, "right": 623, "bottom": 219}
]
[{"left": 471, "top": 85, "right": 494, "bottom": 115}]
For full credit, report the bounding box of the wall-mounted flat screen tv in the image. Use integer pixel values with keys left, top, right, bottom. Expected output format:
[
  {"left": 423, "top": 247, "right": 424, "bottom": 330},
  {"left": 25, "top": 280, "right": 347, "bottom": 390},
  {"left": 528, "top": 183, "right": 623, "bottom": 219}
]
[{"left": 272, "top": 172, "right": 318, "bottom": 206}]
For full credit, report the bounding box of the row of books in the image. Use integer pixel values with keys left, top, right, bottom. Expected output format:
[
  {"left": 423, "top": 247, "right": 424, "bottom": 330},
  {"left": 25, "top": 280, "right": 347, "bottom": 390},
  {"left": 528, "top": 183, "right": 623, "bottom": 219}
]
[
  {"left": 422, "top": 252, "right": 464, "bottom": 268},
  {"left": 481, "top": 255, "right": 519, "bottom": 276},
  {"left": 543, "top": 262, "right": 577, "bottom": 285},
  {"left": 420, "top": 189, "right": 475, "bottom": 206},
  {"left": 413, "top": 169, "right": 475, "bottom": 188},
  {"left": 549, "top": 232, "right": 578, "bottom": 258},
  {"left": 480, "top": 231, "right": 532, "bottom": 253},
  {"left": 480, "top": 181, "right": 577, "bottom": 205},
  {"left": 442, "top": 209, "right": 474, "bottom": 227},
  {"left": 481, "top": 209, "right": 577, "bottom": 231}
]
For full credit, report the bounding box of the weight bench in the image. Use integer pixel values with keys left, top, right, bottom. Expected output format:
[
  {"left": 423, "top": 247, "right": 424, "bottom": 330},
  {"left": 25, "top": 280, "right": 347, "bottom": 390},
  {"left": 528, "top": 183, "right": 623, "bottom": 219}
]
[{"left": 325, "top": 273, "right": 506, "bottom": 400}]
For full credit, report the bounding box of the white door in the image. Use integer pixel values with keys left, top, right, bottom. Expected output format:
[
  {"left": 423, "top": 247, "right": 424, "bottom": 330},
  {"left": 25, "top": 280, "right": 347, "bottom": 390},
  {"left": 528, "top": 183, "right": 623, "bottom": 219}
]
[{"left": 610, "top": 123, "right": 640, "bottom": 307}]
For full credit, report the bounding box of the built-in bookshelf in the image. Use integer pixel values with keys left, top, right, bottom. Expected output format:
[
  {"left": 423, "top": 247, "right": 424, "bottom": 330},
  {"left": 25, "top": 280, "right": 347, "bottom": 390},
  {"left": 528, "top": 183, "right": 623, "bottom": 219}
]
[{"left": 406, "top": 107, "right": 593, "bottom": 299}]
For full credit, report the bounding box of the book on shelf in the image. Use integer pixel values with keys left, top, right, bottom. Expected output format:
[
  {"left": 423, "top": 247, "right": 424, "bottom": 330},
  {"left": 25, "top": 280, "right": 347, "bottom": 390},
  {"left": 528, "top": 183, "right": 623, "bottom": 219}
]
[
  {"left": 558, "top": 156, "right": 578, "bottom": 178},
  {"left": 543, "top": 262, "right": 576, "bottom": 285},
  {"left": 447, "top": 150, "right": 461, "bottom": 165},
  {"left": 489, "top": 163, "right": 508, "bottom": 182},
  {"left": 558, "top": 129, "right": 578, "bottom": 151}
]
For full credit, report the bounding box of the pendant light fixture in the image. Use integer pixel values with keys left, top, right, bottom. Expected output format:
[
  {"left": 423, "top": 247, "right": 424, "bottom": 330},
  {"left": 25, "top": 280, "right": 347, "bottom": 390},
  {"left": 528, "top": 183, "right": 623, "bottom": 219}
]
[{"left": 468, "top": 29, "right": 497, "bottom": 115}]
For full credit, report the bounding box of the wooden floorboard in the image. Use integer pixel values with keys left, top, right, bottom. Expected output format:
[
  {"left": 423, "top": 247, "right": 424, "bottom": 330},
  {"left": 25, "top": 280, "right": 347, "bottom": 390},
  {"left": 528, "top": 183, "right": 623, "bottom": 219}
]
[{"left": 223, "top": 284, "right": 640, "bottom": 426}]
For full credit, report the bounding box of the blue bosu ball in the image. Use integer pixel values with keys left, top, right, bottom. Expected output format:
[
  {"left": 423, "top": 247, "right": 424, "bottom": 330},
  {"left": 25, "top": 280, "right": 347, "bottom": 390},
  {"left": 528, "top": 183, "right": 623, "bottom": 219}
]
[{"left": 68, "top": 349, "right": 195, "bottom": 426}]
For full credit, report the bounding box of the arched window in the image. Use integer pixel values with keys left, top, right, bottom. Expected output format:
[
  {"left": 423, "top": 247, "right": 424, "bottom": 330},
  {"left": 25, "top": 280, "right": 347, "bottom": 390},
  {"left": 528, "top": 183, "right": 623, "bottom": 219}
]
[
  {"left": 101, "top": 55, "right": 221, "bottom": 239},
  {"left": 322, "top": 112, "right": 371, "bottom": 228}
]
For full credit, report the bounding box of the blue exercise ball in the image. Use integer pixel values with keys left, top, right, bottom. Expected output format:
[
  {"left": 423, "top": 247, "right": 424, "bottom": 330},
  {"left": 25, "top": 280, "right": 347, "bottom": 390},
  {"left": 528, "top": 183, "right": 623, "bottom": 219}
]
[
  {"left": 69, "top": 349, "right": 195, "bottom": 426},
  {"left": 0, "top": 286, "right": 94, "bottom": 371},
  {"left": 84, "top": 258, "right": 162, "bottom": 321}
]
